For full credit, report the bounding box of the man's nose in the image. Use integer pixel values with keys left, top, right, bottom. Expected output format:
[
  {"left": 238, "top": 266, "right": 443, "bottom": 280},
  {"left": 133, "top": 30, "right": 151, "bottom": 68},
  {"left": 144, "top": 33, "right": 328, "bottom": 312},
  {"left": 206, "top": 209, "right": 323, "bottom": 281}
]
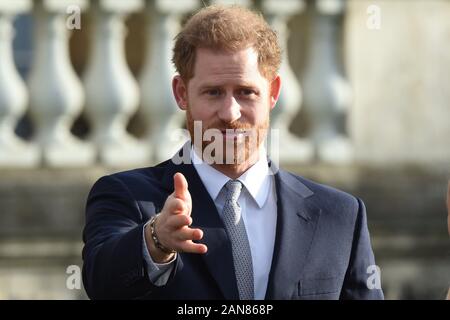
[{"left": 217, "top": 94, "right": 241, "bottom": 123}]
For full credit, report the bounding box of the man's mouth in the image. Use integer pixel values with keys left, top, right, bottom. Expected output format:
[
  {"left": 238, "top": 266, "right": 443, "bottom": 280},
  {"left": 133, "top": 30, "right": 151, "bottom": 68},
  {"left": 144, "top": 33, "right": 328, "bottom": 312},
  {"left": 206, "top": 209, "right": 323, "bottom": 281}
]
[{"left": 220, "top": 129, "right": 248, "bottom": 140}]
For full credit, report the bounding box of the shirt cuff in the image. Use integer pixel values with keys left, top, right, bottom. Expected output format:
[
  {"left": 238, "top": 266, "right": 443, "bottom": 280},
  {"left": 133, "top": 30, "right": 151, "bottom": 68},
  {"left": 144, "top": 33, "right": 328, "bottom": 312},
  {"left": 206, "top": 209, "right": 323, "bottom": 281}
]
[{"left": 142, "top": 220, "right": 176, "bottom": 286}]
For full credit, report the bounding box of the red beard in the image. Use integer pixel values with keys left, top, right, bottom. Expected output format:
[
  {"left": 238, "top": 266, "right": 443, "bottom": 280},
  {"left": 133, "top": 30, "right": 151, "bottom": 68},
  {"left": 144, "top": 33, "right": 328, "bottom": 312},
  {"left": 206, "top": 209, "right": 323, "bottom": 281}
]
[{"left": 186, "top": 108, "right": 269, "bottom": 166}]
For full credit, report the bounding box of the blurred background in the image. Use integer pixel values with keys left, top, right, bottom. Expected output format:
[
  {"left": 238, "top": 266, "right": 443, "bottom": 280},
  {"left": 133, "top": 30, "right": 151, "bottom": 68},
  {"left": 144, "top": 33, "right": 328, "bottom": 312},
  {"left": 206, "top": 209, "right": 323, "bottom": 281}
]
[{"left": 0, "top": 0, "right": 449, "bottom": 299}]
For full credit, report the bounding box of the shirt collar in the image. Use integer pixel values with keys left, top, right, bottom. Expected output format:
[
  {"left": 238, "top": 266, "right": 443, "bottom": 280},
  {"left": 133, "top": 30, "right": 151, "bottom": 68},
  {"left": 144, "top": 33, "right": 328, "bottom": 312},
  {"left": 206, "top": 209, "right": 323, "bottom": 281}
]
[{"left": 191, "top": 146, "right": 271, "bottom": 209}]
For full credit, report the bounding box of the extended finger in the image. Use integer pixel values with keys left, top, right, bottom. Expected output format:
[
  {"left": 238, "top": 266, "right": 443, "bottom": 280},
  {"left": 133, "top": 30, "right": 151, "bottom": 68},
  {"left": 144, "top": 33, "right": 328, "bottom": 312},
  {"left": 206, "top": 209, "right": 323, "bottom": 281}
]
[
  {"left": 174, "top": 226, "right": 203, "bottom": 242},
  {"left": 174, "top": 173, "right": 189, "bottom": 201},
  {"left": 178, "top": 241, "right": 208, "bottom": 254},
  {"left": 167, "top": 214, "right": 192, "bottom": 229}
]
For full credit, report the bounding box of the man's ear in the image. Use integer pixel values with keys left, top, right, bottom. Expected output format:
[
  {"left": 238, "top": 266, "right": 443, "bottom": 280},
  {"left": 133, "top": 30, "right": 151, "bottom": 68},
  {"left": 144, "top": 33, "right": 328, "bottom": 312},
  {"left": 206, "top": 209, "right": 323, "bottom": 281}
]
[
  {"left": 172, "top": 75, "right": 188, "bottom": 110},
  {"left": 269, "top": 75, "right": 281, "bottom": 110}
]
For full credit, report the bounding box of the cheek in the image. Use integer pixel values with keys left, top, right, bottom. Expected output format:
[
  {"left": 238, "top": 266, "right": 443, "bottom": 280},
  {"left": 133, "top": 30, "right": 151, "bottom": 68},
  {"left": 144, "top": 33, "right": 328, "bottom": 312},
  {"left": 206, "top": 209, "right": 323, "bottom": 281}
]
[
  {"left": 187, "top": 101, "right": 214, "bottom": 123},
  {"left": 253, "top": 102, "right": 271, "bottom": 123}
]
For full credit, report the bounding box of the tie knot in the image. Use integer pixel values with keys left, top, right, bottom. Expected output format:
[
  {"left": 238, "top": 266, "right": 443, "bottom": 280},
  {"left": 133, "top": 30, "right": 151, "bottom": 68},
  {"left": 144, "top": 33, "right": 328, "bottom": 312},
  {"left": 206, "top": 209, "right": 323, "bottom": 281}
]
[{"left": 225, "top": 180, "right": 242, "bottom": 203}]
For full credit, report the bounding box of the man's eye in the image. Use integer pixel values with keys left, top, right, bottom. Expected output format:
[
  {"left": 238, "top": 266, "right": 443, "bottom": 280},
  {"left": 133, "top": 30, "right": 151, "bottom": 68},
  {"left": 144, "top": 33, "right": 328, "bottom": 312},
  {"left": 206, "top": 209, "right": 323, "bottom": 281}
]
[
  {"left": 206, "top": 89, "right": 221, "bottom": 96},
  {"left": 239, "top": 89, "right": 256, "bottom": 96}
]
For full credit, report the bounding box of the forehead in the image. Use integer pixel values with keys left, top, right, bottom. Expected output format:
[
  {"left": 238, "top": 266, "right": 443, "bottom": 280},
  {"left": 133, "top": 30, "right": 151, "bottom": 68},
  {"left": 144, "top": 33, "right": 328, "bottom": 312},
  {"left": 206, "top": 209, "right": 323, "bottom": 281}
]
[{"left": 190, "top": 47, "right": 266, "bottom": 86}]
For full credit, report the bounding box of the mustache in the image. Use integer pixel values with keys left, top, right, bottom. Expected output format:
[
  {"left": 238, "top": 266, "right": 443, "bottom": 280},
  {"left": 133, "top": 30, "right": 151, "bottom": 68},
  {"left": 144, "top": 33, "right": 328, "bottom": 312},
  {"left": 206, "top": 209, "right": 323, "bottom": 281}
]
[{"left": 204, "top": 120, "right": 253, "bottom": 131}]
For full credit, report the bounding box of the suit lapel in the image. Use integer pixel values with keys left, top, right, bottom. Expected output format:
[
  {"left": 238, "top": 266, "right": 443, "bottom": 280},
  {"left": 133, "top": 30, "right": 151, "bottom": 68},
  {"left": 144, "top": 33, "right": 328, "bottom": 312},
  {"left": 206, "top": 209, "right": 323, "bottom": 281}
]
[
  {"left": 161, "top": 147, "right": 321, "bottom": 300},
  {"left": 161, "top": 149, "right": 239, "bottom": 300},
  {"left": 265, "top": 168, "right": 322, "bottom": 299}
]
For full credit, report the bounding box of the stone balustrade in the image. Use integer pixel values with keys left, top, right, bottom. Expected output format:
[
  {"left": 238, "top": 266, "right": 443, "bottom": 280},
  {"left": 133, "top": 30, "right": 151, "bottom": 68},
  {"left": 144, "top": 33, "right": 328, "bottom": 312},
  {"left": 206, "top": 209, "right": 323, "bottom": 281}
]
[
  {"left": 1, "top": 0, "right": 450, "bottom": 300},
  {"left": 0, "top": 0, "right": 353, "bottom": 168}
]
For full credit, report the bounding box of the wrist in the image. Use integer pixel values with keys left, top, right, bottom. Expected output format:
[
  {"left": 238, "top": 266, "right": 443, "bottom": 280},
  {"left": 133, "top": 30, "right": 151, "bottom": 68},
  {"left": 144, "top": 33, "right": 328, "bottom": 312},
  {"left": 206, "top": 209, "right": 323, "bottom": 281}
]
[{"left": 145, "top": 215, "right": 175, "bottom": 263}]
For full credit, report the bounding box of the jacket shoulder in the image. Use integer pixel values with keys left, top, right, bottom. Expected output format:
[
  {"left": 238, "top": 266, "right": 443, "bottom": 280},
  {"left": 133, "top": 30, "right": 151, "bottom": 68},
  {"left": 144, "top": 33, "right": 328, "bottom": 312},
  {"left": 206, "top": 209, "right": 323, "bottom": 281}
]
[
  {"left": 88, "top": 159, "right": 173, "bottom": 202},
  {"left": 280, "top": 170, "right": 361, "bottom": 215}
]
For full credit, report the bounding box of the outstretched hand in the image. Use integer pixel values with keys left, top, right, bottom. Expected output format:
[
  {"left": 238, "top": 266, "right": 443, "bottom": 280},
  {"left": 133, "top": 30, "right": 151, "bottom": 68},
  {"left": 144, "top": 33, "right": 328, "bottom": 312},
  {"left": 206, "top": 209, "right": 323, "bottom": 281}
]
[{"left": 145, "top": 173, "right": 207, "bottom": 263}]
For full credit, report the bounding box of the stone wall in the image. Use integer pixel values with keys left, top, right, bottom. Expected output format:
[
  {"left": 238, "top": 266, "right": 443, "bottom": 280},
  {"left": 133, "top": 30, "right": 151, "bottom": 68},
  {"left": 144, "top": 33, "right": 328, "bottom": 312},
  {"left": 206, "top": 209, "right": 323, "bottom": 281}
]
[
  {"left": 1, "top": 165, "right": 449, "bottom": 299},
  {"left": 1, "top": 0, "right": 449, "bottom": 300},
  {"left": 345, "top": 0, "right": 450, "bottom": 165}
]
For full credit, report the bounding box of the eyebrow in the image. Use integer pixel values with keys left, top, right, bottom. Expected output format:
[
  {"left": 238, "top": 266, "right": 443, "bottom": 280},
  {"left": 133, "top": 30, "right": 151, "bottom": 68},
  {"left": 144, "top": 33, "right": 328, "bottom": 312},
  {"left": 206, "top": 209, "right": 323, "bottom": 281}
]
[{"left": 197, "top": 82, "right": 258, "bottom": 91}]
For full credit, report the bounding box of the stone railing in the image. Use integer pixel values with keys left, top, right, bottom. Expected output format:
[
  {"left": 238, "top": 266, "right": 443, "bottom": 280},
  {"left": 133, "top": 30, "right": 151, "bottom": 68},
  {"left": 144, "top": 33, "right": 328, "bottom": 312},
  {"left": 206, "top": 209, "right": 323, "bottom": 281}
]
[
  {"left": 1, "top": 0, "right": 450, "bottom": 300},
  {"left": 0, "top": 0, "right": 352, "bottom": 168}
]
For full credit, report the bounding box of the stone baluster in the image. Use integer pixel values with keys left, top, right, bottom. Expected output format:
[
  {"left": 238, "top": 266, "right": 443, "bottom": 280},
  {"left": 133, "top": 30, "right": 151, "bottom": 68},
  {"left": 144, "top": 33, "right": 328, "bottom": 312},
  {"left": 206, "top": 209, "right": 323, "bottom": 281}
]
[
  {"left": 139, "top": 0, "right": 198, "bottom": 163},
  {"left": 302, "top": 0, "right": 353, "bottom": 163},
  {"left": 83, "top": 0, "right": 148, "bottom": 166},
  {"left": 262, "top": 0, "right": 313, "bottom": 163},
  {"left": 0, "top": 0, "right": 38, "bottom": 167},
  {"left": 211, "top": 0, "right": 252, "bottom": 6},
  {"left": 27, "top": 0, "right": 94, "bottom": 167}
]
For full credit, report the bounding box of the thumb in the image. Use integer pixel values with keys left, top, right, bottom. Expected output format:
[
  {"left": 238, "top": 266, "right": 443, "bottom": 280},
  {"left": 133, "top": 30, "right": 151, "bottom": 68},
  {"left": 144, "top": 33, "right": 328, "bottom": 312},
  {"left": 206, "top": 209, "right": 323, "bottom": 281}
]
[{"left": 174, "top": 172, "right": 189, "bottom": 202}]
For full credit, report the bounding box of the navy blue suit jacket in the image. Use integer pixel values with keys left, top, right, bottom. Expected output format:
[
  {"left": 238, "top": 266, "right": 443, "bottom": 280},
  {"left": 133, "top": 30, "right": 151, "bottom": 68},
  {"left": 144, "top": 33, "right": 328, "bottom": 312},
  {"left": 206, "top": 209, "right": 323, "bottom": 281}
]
[{"left": 82, "top": 151, "right": 384, "bottom": 300}]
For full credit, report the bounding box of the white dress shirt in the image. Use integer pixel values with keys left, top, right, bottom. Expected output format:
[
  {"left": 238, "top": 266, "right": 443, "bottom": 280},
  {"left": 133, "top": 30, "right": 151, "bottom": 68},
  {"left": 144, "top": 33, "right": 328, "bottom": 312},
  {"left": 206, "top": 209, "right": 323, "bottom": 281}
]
[{"left": 143, "top": 146, "right": 278, "bottom": 299}]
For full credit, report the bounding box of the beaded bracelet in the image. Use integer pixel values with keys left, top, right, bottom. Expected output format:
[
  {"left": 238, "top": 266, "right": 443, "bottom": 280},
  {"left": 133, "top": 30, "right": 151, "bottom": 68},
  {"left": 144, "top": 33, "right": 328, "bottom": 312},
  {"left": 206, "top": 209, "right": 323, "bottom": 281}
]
[{"left": 149, "top": 214, "right": 176, "bottom": 254}]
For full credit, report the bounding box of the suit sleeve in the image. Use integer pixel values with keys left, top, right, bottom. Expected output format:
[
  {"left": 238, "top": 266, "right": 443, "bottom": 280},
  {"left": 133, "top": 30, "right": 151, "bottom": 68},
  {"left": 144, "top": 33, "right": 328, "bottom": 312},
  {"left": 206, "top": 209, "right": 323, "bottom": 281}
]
[
  {"left": 82, "top": 175, "right": 180, "bottom": 299},
  {"left": 141, "top": 220, "right": 176, "bottom": 286},
  {"left": 340, "top": 197, "right": 384, "bottom": 300}
]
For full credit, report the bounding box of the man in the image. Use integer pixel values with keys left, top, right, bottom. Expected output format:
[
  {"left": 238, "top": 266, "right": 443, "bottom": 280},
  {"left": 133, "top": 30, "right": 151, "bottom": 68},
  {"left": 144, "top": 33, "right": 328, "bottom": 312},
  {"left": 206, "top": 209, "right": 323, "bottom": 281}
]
[{"left": 82, "top": 5, "right": 384, "bottom": 300}]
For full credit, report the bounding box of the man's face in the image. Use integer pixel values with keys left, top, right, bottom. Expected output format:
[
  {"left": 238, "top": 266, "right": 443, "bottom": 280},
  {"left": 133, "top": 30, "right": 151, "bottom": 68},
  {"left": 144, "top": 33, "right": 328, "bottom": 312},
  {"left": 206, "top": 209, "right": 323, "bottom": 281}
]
[{"left": 173, "top": 47, "right": 281, "bottom": 165}]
